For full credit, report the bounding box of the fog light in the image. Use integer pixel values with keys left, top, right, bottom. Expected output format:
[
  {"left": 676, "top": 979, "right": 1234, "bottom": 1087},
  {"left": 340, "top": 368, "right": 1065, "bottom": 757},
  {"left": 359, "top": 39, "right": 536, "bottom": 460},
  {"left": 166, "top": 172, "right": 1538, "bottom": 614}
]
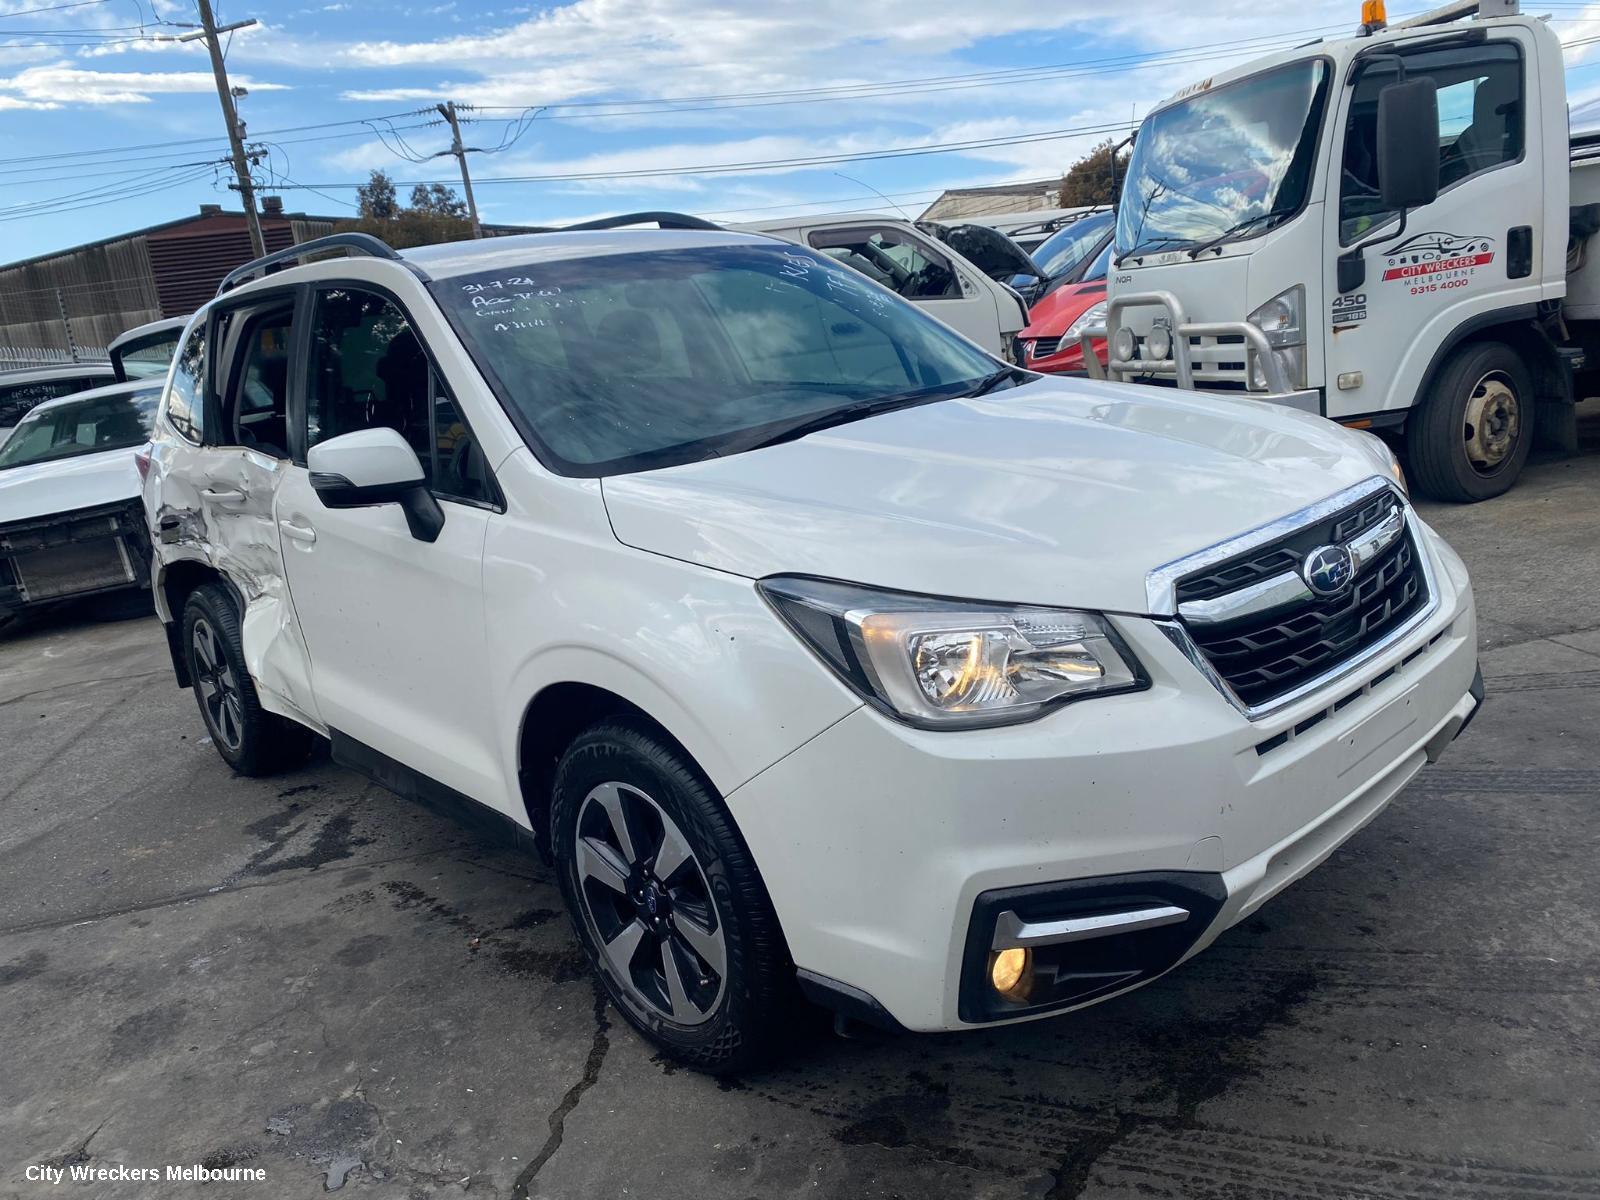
[
  {"left": 1113, "top": 326, "right": 1137, "bottom": 364},
  {"left": 990, "top": 947, "right": 1031, "bottom": 996},
  {"left": 1145, "top": 323, "right": 1172, "bottom": 361}
]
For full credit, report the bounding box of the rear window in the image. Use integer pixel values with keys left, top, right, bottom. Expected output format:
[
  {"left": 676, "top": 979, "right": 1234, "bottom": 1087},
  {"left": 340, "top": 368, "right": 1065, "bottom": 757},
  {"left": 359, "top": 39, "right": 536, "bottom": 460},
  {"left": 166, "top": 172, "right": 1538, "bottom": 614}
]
[{"left": 0, "top": 388, "right": 160, "bottom": 470}]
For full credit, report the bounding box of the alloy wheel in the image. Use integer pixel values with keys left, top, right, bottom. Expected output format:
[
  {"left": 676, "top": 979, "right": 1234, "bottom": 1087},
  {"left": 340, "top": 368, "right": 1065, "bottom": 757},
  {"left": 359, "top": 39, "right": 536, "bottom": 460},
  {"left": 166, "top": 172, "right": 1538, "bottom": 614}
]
[
  {"left": 574, "top": 781, "right": 727, "bottom": 1026},
  {"left": 1462, "top": 371, "right": 1521, "bottom": 475},
  {"left": 192, "top": 616, "right": 244, "bottom": 752}
]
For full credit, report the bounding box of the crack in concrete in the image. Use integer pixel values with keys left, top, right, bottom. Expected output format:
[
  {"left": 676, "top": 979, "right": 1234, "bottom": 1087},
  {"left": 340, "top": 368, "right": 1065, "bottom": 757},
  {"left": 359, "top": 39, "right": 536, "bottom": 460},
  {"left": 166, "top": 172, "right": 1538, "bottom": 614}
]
[
  {"left": 509, "top": 985, "right": 611, "bottom": 1199},
  {"left": 0, "top": 668, "right": 170, "bottom": 708}
]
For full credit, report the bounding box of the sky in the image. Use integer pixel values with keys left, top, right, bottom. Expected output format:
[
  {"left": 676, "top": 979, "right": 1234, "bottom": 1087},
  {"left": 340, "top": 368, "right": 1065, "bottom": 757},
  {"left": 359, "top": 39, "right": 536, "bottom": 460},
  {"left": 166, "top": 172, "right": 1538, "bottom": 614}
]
[{"left": 5, "top": 0, "right": 1600, "bottom": 260}]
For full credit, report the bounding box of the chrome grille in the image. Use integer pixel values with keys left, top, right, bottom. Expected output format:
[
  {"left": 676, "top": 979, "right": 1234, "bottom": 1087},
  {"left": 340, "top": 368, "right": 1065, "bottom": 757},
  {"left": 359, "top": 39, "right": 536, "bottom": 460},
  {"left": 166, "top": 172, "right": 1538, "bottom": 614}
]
[{"left": 1173, "top": 491, "right": 1429, "bottom": 709}]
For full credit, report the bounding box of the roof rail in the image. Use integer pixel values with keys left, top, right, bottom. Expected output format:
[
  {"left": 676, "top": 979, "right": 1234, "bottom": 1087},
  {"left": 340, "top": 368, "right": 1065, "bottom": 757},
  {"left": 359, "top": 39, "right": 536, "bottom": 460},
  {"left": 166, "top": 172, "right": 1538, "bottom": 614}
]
[
  {"left": 559, "top": 211, "right": 723, "bottom": 232},
  {"left": 216, "top": 232, "right": 404, "bottom": 297}
]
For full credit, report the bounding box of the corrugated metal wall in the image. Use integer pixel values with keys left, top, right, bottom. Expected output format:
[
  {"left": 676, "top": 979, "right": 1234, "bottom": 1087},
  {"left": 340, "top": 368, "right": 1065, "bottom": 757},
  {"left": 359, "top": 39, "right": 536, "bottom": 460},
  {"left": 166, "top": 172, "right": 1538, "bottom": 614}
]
[{"left": 0, "top": 211, "right": 338, "bottom": 358}]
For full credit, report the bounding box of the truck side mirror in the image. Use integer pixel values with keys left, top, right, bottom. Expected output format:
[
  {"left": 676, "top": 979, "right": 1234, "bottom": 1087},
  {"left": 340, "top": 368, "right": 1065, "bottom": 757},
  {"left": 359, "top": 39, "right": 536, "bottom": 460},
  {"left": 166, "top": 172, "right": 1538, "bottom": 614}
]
[
  {"left": 1377, "top": 78, "right": 1440, "bottom": 211},
  {"left": 1338, "top": 77, "right": 1440, "bottom": 293}
]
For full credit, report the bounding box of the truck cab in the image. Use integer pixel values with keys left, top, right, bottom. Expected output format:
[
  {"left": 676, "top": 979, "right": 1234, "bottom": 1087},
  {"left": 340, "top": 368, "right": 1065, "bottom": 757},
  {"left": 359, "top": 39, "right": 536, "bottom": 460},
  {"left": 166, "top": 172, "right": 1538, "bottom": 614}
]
[{"left": 1093, "top": 0, "right": 1579, "bottom": 501}]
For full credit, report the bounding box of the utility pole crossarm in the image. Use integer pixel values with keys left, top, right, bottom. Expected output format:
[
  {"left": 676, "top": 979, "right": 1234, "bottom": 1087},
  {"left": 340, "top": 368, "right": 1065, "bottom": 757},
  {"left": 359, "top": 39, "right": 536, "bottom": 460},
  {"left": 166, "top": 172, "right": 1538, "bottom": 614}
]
[{"left": 194, "top": 0, "right": 265, "bottom": 258}]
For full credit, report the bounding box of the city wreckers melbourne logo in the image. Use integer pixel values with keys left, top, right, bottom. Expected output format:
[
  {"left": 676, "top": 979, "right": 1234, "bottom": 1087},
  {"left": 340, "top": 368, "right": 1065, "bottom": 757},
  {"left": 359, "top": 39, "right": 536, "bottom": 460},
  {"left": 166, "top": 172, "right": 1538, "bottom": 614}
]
[{"left": 1381, "top": 231, "right": 1495, "bottom": 283}]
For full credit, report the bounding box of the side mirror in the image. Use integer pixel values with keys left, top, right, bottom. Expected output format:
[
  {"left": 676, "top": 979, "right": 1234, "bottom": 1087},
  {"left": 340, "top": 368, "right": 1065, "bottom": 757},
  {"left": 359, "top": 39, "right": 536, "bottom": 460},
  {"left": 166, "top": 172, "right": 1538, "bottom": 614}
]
[
  {"left": 1338, "top": 77, "right": 1440, "bottom": 293},
  {"left": 308, "top": 427, "right": 444, "bottom": 543},
  {"left": 1377, "top": 78, "right": 1440, "bottom": 211}
]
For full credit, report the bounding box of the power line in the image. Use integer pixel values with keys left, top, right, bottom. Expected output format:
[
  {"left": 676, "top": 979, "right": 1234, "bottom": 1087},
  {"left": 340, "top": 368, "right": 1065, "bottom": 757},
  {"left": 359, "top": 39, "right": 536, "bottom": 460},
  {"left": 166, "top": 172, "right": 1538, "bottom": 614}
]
[{"left": 0, "top": 0, "right": 110, "bottom": 15}]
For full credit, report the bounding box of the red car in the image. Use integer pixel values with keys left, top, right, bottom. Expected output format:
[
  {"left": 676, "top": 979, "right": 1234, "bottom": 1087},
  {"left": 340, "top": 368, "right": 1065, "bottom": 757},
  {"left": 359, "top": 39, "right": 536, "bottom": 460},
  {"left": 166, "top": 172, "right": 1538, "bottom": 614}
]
[{"left": 1015, "top": 239, "right": 1113, "bottom": 375}]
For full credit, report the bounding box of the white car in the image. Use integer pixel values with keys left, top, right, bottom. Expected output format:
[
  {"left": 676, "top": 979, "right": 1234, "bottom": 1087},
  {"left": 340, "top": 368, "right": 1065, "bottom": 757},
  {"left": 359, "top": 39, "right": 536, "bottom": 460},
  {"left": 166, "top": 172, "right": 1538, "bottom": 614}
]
[
  {"left": 142, "top": 222, "right": 1482, "bottom": 1072},
  {"left": 109, "top": 315, "right": 189, "bottom": 383},
  {"left": 0, "top": 379, "right": 161, "bottom": 626},
  {"left": 0, "top": 363, "right": 117, "bottom": 444},
  {"left": 738, "top": 214, "right": 1034, "bottom": 357}
]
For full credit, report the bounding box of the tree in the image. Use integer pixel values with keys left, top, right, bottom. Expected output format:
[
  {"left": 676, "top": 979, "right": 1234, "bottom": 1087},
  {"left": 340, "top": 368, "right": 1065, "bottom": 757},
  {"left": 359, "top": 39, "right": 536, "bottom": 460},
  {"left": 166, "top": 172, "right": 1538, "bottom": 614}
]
[
  {"left": 408, "top": 182, "right": 468, "bottom": 220},
  {"left": 357, "top": 169, "right": 399, "bottom": 220},
  {"left": 1058, "top": 139, "right": 1132, "bottom": 208}
]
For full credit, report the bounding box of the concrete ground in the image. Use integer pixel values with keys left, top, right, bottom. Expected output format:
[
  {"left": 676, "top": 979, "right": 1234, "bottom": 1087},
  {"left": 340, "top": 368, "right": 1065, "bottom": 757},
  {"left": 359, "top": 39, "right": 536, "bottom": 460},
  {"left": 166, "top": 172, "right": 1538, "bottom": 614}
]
[{"left": 2, "top": 420, "right": 1598, "bottom": 1200}]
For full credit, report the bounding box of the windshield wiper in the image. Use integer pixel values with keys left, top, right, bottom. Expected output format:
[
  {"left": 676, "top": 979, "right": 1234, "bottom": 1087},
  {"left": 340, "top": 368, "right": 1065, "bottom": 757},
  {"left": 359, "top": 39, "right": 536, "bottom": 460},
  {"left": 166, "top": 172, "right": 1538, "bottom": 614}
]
[
  {"left": 1185, "top": 212, "right": 1285, "bottom": 259},
  {"left": 1113, "top": 236, "right": 1191, "bottom": 267},
  {"left": 715, "top": 390, "right": 954, "bottom": 456},
  {"left": 962, "top": 366, "right": 1023, "bottom": 398}
]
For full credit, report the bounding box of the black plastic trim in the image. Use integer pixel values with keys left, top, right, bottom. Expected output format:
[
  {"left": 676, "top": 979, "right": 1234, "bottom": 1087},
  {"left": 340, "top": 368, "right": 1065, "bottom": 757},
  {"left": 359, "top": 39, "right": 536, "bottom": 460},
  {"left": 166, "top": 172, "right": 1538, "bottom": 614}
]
[
  {"left": 958, "top": 871, "right": 1227, "bottom": 1024},
  {"left": 1455, "top": 664, "right": 1485, "bottom": 741},
  {"left": 330, "top": 729, "right": 537, "bottom": 851},
  {"left": 795, "top": 968, "right": 908, "bottom": 1033},
  {"left": 216, "top": 232, "right": 418, "bottom": 295}
]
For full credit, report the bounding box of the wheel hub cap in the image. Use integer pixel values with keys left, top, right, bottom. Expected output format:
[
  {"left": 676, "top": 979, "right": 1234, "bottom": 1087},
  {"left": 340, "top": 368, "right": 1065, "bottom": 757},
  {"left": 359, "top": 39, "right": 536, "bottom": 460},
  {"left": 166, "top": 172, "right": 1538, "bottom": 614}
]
[
  {"left": 574, "top": 781, "right": 726, "bottom": 1026},
  {"left": 1463, "top": 373, "right": 1520, "bottom": 474}
]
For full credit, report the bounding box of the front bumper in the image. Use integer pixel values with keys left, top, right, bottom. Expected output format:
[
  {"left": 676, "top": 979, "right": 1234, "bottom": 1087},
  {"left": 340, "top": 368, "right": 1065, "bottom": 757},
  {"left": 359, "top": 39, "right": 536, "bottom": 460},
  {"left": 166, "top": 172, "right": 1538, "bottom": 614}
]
[
  {"left": 0, "top": 498, "right": 150, "bottom": 617},
  {"left": 725, "top": 522, "right": 1478, "bottom": 1031}
]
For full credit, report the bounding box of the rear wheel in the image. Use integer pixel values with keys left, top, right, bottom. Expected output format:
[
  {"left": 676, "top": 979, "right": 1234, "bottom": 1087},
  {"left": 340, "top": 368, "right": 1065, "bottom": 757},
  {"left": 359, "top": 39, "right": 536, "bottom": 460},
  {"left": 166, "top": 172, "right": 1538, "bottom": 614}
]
[
  {"left": 181, "top": 584, "right": 316, "bottom": 776},
  {"left": 551, "top": 720, "right": 794, "bottom": 1074},
  {"left": 1408, "top": 341, "right": 1532, "bottom": 502}
]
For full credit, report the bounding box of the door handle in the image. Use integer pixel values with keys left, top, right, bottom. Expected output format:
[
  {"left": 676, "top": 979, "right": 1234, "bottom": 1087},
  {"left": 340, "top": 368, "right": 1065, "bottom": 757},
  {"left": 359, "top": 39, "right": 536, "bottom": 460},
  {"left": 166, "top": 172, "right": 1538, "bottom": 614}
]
[
  {"left": 278, "top": 519, "right": 317, "bottom": 545},
  {"left": 201, "top": 487, "right": 245, "bottom": 504}
]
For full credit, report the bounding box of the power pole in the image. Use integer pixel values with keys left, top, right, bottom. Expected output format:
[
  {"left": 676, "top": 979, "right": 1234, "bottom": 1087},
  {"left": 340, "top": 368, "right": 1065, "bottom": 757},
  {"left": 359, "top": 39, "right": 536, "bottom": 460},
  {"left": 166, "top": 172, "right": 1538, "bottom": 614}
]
[
  {"left": 185, "top": 1, "right": 265, "bottom": 258},
  {"left": 436, "top": 102, "right": 483, "bottom": 239}
]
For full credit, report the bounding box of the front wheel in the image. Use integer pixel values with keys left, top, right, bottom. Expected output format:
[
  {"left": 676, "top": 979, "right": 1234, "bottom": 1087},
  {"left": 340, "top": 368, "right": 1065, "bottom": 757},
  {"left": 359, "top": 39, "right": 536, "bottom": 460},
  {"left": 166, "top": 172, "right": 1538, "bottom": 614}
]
[
  {"left": 1407, "top": 341, "right": 1533, "bottom": 502},
  {"left": 551, "top": 720, "right": 794, "bottom": 1074}
]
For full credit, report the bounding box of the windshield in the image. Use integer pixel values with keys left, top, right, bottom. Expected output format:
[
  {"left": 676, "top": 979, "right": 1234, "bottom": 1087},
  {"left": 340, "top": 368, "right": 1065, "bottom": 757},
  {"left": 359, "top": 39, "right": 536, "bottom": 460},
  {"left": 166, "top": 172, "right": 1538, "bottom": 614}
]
[
  {"left": 0, "top": 387, "right": 159, "bottom": 470},
  {"left": 111, "top": 328, "right": 183, "bottom": 380},
  {"left": 431, "top": 242, "right": 1002, "bottom": 476},
  {"left": 1117, "top": 60, "right": 1330, "bottom": 256},
  {"left": 1028, "top": 212, "right": 1115, "bottom": 281}
]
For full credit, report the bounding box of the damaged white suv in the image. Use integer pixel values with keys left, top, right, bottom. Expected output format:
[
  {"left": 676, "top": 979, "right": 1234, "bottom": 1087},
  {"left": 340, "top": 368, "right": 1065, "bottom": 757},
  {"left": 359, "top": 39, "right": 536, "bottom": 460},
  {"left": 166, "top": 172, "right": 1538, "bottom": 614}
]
[{"left": 144, "top": 218, "right": 1483, "bottom": 1072}]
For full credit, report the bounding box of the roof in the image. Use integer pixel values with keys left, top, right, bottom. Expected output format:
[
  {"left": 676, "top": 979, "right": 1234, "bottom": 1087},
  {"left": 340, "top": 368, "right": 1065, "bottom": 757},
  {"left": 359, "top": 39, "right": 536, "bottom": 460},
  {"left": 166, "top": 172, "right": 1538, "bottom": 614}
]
[
  {"left": 19, "top": 377, "right": 161, "bottom": 417},
  {"left": 737, "top": 212, "right": 904, "bottom": 233},
  {"left": 0, "top": 206, "right": 346, "bottom": 274},
  {"left": 0, "top": 363, "right": 116, "bottom": 385},
  {"left": 395, "top": 228, "right": 781, "bottom": 280}
]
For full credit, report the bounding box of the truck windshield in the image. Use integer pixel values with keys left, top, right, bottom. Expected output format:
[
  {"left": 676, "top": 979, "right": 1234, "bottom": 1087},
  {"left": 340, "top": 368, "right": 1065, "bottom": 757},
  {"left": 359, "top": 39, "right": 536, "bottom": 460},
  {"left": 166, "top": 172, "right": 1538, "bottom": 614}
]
[
  {"left": 1117, "top": 60, "right": 1330, "bottom": 258},
  {"left": 430, "top": 242, "right": 1004, "bottom": 476}
]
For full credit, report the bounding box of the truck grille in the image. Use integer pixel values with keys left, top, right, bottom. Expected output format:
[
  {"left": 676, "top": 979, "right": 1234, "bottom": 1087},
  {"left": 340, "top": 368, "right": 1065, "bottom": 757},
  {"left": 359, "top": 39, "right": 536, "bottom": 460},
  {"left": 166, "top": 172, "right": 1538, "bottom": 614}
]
[{"left": 1174, "top": 491, "right": 1428, "bottom": 709}]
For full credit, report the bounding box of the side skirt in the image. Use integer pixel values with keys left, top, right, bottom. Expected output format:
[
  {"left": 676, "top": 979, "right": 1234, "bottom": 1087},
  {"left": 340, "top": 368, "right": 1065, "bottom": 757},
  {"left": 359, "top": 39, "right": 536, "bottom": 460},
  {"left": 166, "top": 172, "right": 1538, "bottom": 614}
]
[{"left": 329, "top": 729, "right": 538, "bottom": 855}]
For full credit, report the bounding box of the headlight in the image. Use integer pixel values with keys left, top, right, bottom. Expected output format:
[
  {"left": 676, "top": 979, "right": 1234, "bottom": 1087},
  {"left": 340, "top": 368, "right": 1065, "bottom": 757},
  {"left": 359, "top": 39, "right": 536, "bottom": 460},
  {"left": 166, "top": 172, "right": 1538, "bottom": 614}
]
[
  {"left": 1065, "top": 299, "right": 1109, "bottom": 340},
  {"left": 1247, "top": 285, "right": 1307, "bottom": 391},
  {"left": 758, "top": 576, "right": 1144, "bottom": 729},
  {"left": 1358, "top": 429, "right": 1408, "bottom": 495}
]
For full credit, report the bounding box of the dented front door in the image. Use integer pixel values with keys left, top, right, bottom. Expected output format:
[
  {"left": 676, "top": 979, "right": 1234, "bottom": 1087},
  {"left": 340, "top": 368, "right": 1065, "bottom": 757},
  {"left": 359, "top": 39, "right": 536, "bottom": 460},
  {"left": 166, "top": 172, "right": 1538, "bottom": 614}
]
[{"left": 151, "top": 295, "right": 321, "bottom": 729}]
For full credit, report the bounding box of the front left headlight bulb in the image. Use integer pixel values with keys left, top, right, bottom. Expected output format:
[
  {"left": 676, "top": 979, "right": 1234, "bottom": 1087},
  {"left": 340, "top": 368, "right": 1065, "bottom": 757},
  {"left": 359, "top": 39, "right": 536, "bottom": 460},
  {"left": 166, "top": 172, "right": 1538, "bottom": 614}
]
[{"left": 760, "top": 577, "right": 1143, "bottom": 729}]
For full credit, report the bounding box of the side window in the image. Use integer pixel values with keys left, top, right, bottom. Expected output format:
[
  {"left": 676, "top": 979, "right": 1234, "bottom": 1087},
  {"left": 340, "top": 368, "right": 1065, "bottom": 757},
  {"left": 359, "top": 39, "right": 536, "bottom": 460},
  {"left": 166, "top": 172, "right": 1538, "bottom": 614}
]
[
  {"left": 220, "top": 309, "right": 294, "bottom": 458},
  {"left": 166, "top": 325, "right": 206, "bottom": 443},
  {"left": 1340, "top": 44, "right": 1523, "bottom": 243},
  {"left": 807, "top": 228, "right": 960, "bottom": 300},
  {"left": 308, "top": 287, "right": 496, "bottom": 505}
]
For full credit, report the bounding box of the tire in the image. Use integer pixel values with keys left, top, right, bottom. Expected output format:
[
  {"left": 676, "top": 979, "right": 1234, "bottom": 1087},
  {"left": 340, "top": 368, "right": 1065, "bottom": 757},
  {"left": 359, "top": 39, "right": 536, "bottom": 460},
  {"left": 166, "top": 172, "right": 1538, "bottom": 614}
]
[
  {"left": 1408, "top": 341, "right": 1533, "bottom": 502},
  {"left": 180, "top": 584, "right": 316, "bottom": 776},
  {"left": 550, "top": 719, "right": 794, "bottom": 1074}
]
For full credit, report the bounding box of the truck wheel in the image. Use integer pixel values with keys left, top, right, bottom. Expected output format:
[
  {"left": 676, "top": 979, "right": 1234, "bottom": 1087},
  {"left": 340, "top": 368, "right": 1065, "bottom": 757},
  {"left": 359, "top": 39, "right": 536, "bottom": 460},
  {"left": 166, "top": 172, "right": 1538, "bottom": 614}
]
[
  {"left": 181, "top": 584, "right": 316, "bottom": 776},
  {"left": 550, "top": 719, "right": 794, "bottom": 1074},
  {"left": 1409, "top": 341, "right": 1533, "bottom": 502}
]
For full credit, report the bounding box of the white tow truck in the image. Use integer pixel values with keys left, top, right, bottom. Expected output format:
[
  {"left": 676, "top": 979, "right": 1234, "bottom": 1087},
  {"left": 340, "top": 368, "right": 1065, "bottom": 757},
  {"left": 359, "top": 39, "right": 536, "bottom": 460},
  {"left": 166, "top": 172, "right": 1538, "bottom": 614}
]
[{"left": 1090, "top": 0, "right": 1599, "bottom": 501}]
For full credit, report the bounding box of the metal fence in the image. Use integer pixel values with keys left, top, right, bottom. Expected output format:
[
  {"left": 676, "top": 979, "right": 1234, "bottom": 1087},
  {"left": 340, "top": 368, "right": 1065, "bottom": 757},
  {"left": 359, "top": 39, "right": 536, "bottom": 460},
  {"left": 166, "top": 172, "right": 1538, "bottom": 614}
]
[{"left": 0, "top": 345, "right": 112, "bottom": 369}]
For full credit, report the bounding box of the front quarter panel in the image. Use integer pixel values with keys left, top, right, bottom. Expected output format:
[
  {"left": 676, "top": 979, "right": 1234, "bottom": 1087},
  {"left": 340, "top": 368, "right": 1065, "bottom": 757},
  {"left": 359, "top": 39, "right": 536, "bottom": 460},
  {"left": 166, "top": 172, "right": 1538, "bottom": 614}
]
[{"left": 484, "top": 450, "right": 862, "bottom": 810}]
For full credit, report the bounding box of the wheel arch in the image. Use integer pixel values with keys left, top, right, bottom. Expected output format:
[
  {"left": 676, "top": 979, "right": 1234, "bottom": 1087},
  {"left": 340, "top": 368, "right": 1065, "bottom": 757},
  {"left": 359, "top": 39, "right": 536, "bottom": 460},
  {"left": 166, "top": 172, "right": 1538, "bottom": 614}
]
[
  {"left": 154, "top": 557, "right": 245, "bottom": 688},
  {"left": 516, "top": 680, "right": 716, "bottom": 857},
  {"left": 1410, "top": 306, "right": 1566, "bottom": 431}
]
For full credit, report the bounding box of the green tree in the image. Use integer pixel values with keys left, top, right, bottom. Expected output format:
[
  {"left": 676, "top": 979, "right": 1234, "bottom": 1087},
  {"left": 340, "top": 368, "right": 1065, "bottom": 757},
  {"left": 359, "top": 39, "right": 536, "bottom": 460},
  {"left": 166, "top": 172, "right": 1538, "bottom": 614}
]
[
  {"left": 356, "top": 169, "right": 399, "bottom": 220},
  {"left": 1057, "top": 139, "right": 1132, "bottom": 208},
  {"left": 408, "top": 182, "right": 468, "bottom": 219}
]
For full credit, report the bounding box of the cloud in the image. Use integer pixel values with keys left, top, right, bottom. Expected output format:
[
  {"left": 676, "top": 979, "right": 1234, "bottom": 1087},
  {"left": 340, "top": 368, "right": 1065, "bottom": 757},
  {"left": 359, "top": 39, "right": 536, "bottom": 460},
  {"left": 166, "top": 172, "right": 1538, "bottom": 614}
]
[{"left": 0, "top": 63, "right": 288, "bottom": 108}]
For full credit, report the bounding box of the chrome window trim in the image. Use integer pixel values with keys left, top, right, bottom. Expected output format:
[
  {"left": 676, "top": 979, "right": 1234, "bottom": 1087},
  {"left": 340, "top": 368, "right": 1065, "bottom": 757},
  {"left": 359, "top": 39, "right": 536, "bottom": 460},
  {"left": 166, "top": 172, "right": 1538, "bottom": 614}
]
[
  {"left": 1144, "top": 474, "right": 1396, "bottom": 615},
  {"left": 1156, "top": 505, "right": 1439, "bottom": 722}
]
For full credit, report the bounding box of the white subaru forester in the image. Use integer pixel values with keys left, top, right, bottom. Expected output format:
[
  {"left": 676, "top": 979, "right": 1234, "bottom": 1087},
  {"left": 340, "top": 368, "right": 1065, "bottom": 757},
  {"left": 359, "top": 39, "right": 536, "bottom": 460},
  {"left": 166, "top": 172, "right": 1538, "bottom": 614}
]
[{"left": 142, "top": 218, "right": 1482, "bottom": 1073}]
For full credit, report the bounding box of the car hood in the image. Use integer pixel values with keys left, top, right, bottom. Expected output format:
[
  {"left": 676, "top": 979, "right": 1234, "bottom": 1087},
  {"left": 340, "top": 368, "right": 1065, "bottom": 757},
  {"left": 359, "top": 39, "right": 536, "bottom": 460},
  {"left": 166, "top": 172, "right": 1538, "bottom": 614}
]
[
  {"left": 1021, "top": 280, "right": 1105, "bottom": 338},
  {"left": 601, "top": 376, "right": 1396, "bottom": 615},
  {"left": 0, "top": 449, "right": 140, "bottom": 524}
]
